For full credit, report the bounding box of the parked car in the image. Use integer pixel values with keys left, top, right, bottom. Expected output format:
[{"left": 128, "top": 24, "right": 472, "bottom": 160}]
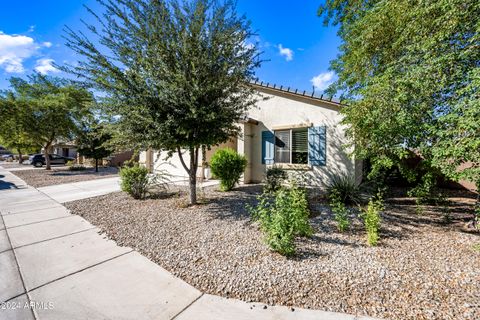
[
  {"left": 29, "top": 154, "right": 75, "bottom": 167},
  {"left": 0, "top": 153, "right": 14, "bottom": 160}
]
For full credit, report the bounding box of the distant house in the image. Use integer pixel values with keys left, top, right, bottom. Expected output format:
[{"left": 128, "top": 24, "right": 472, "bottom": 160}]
[
  {"left": 140, "top": 82, "right": 363, "bottom": 188},
  {"left": 51, "top": 141, "right": 78, "bottom": 158}
]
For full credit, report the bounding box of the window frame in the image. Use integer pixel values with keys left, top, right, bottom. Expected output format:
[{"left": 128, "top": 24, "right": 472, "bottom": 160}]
[{"left": 273, "top": 127, "right": 309, "bottom": 165}]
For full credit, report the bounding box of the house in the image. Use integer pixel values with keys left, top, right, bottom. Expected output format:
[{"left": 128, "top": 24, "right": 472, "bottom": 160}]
[
  {"left": 139, "top": 82, "right": 363, "bottom": 188},
  {"left": 51, "top": 141, "right": 77, "bottom": 158}
]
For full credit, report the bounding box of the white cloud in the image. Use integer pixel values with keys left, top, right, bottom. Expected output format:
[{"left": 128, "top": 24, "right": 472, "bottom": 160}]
[
  {"left": 34, "top": 58, "right": 59, "bottom": 74},
  {"left": 28, "top": 25, "right": 35, "bottom": 33},
  {"left": 277, "top": 44, "right": 293, "bottom": 61},
  {"left": 311, "top": 71, "right": 336, "bottom": 91},
  {"left": 0, "top": 32, "right": 38, "bottom": 73},
  {"left": 42, "top": 41, "right": 52, "bottom": 48}
]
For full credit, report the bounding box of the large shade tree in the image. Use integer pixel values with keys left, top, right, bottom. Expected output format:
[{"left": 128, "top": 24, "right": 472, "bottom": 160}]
[
  {"left": 77, "top": 122, "right": 113, "bottom": 172},
  {"left": 4, "top": 75, "right": 93, "bottom": 170},
  {"left": 63, "top": 0, "right": 261, "bottom": 204},
  {"left": 318, "top": 0, "right": 480, "bottom": 189}
]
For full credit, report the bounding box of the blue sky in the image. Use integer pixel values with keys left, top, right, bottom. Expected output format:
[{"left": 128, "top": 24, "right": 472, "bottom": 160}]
[{"left": 0, "top": 0, "right": 339, "bottom": 94}]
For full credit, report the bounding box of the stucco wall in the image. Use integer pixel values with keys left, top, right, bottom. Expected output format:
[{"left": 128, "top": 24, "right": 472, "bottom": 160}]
[
  {"left": 139, "top": 87, "right": 359, "bottom": 187},
  {"left": 243, "top": 87, "right": 356, "bottom": 187}
]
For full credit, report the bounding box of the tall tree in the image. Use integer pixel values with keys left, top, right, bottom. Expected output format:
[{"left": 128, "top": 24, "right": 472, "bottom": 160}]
[
  {"left": 6, "top": 75, "right": 93, "bottom": 170},
  {"left": 318, "top": 0, "right": 480, "bottom": 187},
  {"left": 77, "top": 122, "right": 113, "bottom": 172},
  {"left": 0, "top": 91, "right": 39, "bottom": 163},
  {"left": 63, "top": 0, "right": 261, "bottom": 204}
]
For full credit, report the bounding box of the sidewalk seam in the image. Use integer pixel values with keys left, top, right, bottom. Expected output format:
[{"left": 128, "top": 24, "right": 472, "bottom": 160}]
[
  {"left": 170, "top": 293, "right": 204, "bottom": 320},
  {"left": 0, "top": 212, "right": 38, "bottom": 320},
  {"left": 6, "top": 215, "right": 75, "bottom": 230},
  {"left": 12, "top": 227, "right": 97, "bottom": 250}
]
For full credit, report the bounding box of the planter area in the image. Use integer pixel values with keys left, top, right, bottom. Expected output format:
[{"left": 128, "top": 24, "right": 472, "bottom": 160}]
[
  {"left": 13, "top": 167, "right": 119, "bottom": 187},
  {"left": 65, "top": 186, "right": 480, "bottom": 320}
]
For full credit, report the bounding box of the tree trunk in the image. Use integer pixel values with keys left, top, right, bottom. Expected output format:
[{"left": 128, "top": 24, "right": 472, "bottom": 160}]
[
  {"left": 17, "top": 148, "right": 23, "bottom": 164},
  {"left": 44, "top": 145, "right": 51, "bottom": 170},
  {"left": 177, "top": 146, "right": 200, "bottom": 205},
  {"left": 95, "top": 158, "right": 99, "bottom": 172},
  {"left": 188, "top": 147, "right": 199, "bottom": 205}
]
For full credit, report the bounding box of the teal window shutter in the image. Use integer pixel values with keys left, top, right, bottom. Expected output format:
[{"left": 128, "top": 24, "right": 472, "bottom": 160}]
[
  {"left": 308, "top": 126, "right": 326, "bottom": 166},
  {"left": 262, "top": 131, "right": 275, "bottom": 164}
]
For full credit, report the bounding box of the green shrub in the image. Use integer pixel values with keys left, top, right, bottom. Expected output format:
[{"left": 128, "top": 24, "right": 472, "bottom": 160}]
[
  {"left": 362, "top": 194, "right": 384, "bottom": 246},
  {"left": 120, "top": 165, "right": 149, "bottom": 199},
  {"left": 210, "top": 148, "right": 247, "bottom": 191},
  {"left": 329, "top": 190, "right": 350, "bottom": 232},
  {"left": 68, "top": 164, "right": 87, "bottom": 171},
  {"left": 249, "top": 181, "right": 312, "bottom": 256},
  {"left": 263, "top": 165, "right": 287, "bottom": 193},
  {"left": 327, "top": 175, "right": 361, "bottom": 205}
]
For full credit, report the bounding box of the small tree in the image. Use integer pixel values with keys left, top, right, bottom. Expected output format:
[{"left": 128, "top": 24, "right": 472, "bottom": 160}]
[
  {"left": 63, "top": 0, "right": 261, "bottom": 204},
  {"left": 5, "top": 75, "right": 93, "bottom": 170},
  {"left": 77, "top": 123, "right": 113, "bottom": 172}
]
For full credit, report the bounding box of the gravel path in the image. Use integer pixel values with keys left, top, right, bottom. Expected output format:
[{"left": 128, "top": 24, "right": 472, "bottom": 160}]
[
  {"left": 13, "top": 167, "right": 119, "bottom": 188},
  {"left": 65, "top": 186, "right": 480, "bottom": 320}
]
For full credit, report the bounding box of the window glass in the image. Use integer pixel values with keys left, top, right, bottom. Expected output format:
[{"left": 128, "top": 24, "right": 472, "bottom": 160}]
[
  {"left": 292, "top": 128, "right": 308, "bottom": 164},
  {"left": 275, "top": 130, "right": 290, "bottom": 163}
]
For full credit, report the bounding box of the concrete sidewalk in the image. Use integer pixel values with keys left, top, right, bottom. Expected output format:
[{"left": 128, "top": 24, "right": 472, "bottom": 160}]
[{"left": 1, "top": 169, "right": 378, "bottom": 320}]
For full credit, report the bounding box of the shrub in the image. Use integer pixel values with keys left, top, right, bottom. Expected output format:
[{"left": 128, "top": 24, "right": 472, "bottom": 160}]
[
  {"left": 210, "top": 148, "right": 247, "bottom": 191},
  {"left": 362, "top": 194, "right": 384, "bottom": 246},
  {"left": 326, "top": 175, "right": 361, "bottom": 205},
  {"left": 263, "top": 165, "right": 287, "bottom": 192},
  {"left": 68, "top": 164, "right": 87, "bottom": 171},
  {"left": 329, "top": 190, "right": 350, "bottom": 232},
  {"left": 120, "top": 165, "right": 149, "bottom": 199},
  {"left": 249, "top": 181, "right": 312, "bottom": 256}
]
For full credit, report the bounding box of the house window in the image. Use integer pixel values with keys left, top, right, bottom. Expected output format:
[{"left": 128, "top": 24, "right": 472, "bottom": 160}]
[{"left": 274, "top": 128, "right": 308, "bottom": 164}]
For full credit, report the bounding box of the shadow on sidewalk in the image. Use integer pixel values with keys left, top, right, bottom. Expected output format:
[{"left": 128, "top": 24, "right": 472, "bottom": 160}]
[{"left": 0, "top": 174, "right": 19, "bottom": 190}]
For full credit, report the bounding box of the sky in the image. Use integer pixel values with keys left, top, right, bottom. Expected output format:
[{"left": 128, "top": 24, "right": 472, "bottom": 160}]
[{"left": 0, "top": 0, "right": 340, "bottom": 95}]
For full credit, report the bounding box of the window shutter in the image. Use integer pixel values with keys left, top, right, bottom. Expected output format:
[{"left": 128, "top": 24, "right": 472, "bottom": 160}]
[
  {"left": 262, "top": 131, "right": 275, "bottom": 164},
  {"left": 308, "top": 126, "right": 326, "bottom": 166}
]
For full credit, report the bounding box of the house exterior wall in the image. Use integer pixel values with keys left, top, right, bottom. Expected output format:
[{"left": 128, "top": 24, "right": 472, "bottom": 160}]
[
  {"left": 140, "top": 86, "right": 360, "bottom": 188},
  {"left": 242, "top": 87, "right": 357, "bottom": 187}
]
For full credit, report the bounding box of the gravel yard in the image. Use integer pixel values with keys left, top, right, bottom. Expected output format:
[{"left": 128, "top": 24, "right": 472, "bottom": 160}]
[
  {"left": 65, "top": 186, "right": 480, "bottom": 320},
  {"left": 13, "top": 167, "right": 119, "bottom": 188}
]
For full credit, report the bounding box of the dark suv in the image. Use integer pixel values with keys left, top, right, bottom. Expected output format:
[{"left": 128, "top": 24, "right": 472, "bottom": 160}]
[{"left": 29, "top": 154, "right": 75, "bottom": 167}]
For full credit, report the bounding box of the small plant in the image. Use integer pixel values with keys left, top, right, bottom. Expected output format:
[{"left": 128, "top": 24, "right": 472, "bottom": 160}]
[
  {"left": 249, "top": 180, "right": 312, "bottom": 256},
  {"left": 263, "top": 165, "right": 287, "bottom": 193},
  {"left": 210, "top": 148, "right": 247, "bottom": 191},
  {"left": 326, "top": 174, "right": 361, "bottom": 205},
  {"left": 68, "top": 164, "right": 87, "bottom": 171},
  {"left": 329, "top": 190, "right": 350, "bottom": 232},
  {"left": 362, "top": 193, "right": 384, "bottom": 246},
  {"left": 120, "top": 165, "right": 149, "bottom": 199},
  {"left": 473, "top": 243, "right": 480, "bottom": 252}
]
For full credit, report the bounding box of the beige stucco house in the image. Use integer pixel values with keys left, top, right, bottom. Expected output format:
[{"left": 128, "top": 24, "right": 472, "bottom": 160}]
[{"left": 139, "top": 82, "right": 362, "bottom": 188}]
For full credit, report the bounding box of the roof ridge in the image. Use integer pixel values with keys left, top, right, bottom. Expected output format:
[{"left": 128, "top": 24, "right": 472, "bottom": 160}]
[{"left": 249, "top": 80, "right": 341, "bottom": 105}]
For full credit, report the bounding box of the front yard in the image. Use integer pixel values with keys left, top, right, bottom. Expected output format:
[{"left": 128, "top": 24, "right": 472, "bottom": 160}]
[
  {"left": 65, "top": 185, "right": 480, "bottom": 320},
  {"left": 13, "top": 167, "right": 119, "bottom": 188}
]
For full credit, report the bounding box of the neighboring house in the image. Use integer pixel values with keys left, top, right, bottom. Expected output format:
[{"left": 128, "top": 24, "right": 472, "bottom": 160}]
[
  {"left": 51, "top": 141, "right": 78, "bottom": 158},
  {"left": 140, "top": 82, "right": 363, "bottom": 188}
]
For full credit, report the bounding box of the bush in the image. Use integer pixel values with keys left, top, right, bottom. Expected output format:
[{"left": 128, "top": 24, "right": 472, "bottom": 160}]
[
  {"left": 120, "top": 165, "right": 149, "bottom": 199},
  {"left": 327, "top": 175, "right": 361, "bottom": 205},
  {"left": 68, "top": 164, "right": 87, "bottom": 171},
  {"left": 263, "top": 165, "right": 287, "bottom": 192},
  {"left": 362, "top": 193, "right": 384, "bottom": 246},
  {"left": 210, "top": 148, "right": 247, "bottom": 191},
  {"left": 249, "top": 181, "right": 312, "bottom": 256},
  {"left": 329, "top": 190, "right": 350, "bottom": 232}
]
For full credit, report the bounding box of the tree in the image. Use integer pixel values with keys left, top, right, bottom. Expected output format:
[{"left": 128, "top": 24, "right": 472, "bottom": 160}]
[
  {"left": 318, "top": 0, "right": 480, "bottom": 188},
  {"left": 63, "top": 0, "right": 261, "bottom": 204},
  {"left": 6, "top": 75, "right": 93, "bottom": 170},
  {"left": 77, "top": 123, "right": 113, "bottom": 172},
  {"left": 0, "top": 92, "right": 39, "bottom": 163}
]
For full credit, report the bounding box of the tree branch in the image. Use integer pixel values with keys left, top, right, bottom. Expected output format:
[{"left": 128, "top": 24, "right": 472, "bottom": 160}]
[{"left": 177, "top": 146, "right": 190, "bottom": 174}]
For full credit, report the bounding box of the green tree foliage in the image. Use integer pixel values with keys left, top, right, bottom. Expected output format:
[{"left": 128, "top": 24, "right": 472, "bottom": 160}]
[
  {"left": 1, "top": 75, "right": 92, "bottom": 170},
  {"left": 0, "top": 91, "right": 39, "bottom": 162},
  {"left": 209, "top": 148, "right": 247, "bottom": 191},
  {"left": 318, "top": 0, "right": 480, "bottom": 187},
  {"left": 63, "top": 0, "right": 261, "bottom": 204},
  {"left": 77, "top": 122, "right": 113, "bottom": 172}
]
